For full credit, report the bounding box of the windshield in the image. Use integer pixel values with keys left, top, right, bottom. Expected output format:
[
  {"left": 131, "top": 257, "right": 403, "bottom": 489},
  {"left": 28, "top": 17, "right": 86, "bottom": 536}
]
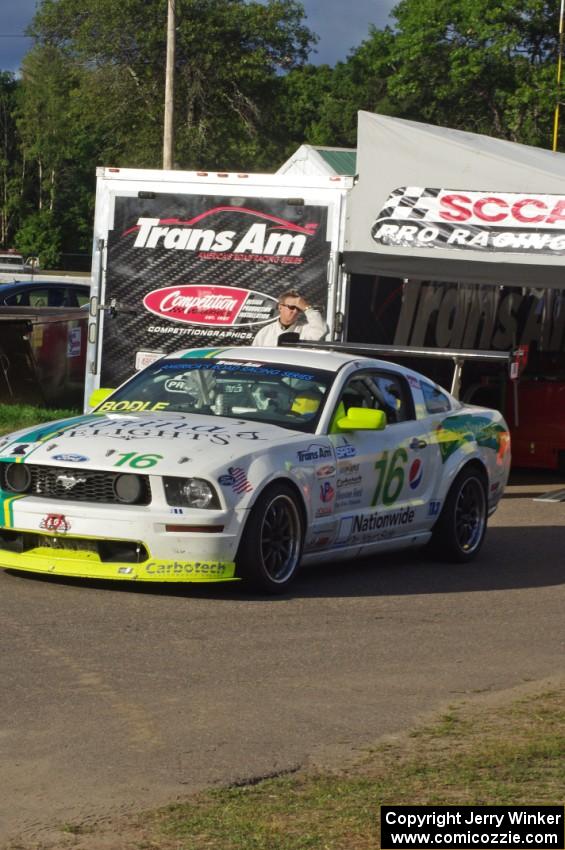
[{"left": 96, "top": 357, "right": 334, "bottom": 433}]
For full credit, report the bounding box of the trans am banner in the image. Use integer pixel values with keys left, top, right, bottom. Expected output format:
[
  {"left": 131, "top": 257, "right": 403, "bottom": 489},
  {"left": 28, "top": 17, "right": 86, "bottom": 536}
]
[
  {"left": 344, "top": 111, "right": 565, "bottom": 288},
  {"left": 101, "top": 194, "right": 332, "bottom": 386}
]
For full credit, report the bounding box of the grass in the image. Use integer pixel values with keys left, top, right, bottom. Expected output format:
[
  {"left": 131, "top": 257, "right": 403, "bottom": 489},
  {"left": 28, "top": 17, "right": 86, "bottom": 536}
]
[
  {"left": 0, "top": 403, "right": 80, "bottom": 436},
  {"left": 24, "top": 683, "right": 562, "bottom": 850}
]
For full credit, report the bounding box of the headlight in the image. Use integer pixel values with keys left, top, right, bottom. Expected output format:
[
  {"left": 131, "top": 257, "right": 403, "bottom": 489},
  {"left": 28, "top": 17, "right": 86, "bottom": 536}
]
[
  {"left": 3, "top": 463, "right": 32, "bottom": 494},
  {"left": 163, "top": 477, "right": 220, "bottom": 509}
]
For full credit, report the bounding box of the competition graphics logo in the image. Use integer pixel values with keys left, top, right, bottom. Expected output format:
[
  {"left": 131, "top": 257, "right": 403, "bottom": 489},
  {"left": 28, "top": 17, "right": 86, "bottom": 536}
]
[{"left": 372, "top": 187, "right": 565, "bottom": 255}]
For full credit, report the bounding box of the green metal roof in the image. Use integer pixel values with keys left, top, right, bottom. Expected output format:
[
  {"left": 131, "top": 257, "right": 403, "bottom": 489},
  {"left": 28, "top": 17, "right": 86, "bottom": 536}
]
[{"left": 315, "top": 147, "right": 357, "bottom": 175}]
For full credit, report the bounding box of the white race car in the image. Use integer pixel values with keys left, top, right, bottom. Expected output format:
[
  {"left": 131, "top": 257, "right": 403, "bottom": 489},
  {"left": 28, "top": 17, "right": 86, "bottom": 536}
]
[{"left": 0, "top": 346, "right": 511, "bottom": 593}]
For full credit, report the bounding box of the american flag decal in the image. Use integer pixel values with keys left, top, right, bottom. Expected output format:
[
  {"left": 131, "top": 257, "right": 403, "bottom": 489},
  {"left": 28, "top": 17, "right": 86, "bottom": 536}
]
[{"left": 218, "top": 466, "right": 253, "bottom": 494}]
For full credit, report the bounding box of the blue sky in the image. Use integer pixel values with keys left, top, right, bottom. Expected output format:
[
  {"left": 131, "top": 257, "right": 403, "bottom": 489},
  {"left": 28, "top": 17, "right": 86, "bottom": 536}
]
[{"left": 0, "top": 0, "right": 397, "bottom": 73}]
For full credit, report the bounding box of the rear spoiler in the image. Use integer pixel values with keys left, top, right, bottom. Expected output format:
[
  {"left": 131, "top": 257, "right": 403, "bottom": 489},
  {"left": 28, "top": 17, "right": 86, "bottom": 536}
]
[{"left": 278, "top": 339, "right": 525, "bottom": 402}]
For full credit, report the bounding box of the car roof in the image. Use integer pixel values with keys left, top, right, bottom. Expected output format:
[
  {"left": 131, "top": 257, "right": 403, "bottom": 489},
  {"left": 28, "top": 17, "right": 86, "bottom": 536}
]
[{"left": 165, "top": 345, "right": 411, "bottom": 375}]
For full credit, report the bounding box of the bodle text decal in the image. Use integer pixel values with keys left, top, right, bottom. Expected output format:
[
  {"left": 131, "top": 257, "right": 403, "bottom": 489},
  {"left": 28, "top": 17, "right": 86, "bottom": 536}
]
[{"left": 127, "top": 208, "right": 319, "bottom": 259}]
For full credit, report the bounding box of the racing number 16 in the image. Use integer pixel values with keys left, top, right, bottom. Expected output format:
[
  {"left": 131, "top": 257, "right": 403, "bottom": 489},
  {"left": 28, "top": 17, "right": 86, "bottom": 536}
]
[
  {"left": 113, "top": 452, "right": 163, "bottom": 469},
  {"left": 372, "top": 448, "right": 407, "bottom": 506}
]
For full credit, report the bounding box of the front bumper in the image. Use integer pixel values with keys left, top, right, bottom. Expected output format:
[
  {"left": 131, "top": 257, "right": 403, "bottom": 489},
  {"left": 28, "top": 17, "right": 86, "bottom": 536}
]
[{"left": 0, "top": 493, "right": 240, "bottom": 582}]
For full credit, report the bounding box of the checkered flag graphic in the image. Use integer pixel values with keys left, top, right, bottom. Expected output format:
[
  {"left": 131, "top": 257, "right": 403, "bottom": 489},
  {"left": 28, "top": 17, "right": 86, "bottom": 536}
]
[{"left": 375, "top": 187, "right": 441, "bottom": 222}]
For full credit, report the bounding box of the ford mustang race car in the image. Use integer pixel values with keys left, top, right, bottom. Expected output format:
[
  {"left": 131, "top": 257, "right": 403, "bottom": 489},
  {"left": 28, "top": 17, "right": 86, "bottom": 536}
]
[{"left": 0, "top": 346, "right": 511, "bottom": 592}]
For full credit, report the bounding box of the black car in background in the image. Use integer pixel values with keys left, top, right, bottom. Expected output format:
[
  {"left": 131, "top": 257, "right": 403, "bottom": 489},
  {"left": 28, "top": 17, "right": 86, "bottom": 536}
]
[{"left": 0, "top": 279, "right": 90, "bottom": 308}]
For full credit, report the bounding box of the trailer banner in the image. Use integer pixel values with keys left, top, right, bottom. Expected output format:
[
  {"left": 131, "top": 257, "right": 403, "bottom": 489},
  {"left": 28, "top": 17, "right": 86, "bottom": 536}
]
[
  {"left": 101, "top": 194, "right": 332, "bottom": 386},
  {"left": 372, "top": 188, "right": 565, "bottom": 255}
]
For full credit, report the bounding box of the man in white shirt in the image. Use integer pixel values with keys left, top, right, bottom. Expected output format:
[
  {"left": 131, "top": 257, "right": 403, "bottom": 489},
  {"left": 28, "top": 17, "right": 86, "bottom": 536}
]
[{"left": 252, "top": 289, "right": 328, "bottom": 346}]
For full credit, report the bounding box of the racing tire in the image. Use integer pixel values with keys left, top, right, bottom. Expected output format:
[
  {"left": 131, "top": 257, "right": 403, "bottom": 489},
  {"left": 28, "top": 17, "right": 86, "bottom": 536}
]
[
  {"left": 236, "top": 482, "right": 304, "bottom": 594},
  {"left": 430, "top": 466, "right": 488, "bottom": 563}
]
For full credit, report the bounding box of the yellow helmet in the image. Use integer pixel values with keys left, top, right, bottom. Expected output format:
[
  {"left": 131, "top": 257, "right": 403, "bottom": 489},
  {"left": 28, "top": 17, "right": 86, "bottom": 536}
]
[{"left": 291, "top": 390, "right": 322, "bottom": 415}]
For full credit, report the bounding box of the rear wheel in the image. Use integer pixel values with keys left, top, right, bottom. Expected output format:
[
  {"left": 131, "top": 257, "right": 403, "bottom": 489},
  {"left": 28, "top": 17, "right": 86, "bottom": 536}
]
[
  {"left": 236, "top": 483, "right": 304, "bottom": 593},
  {"left": 431, "top": 467, "right": 487, "bottom": 562}
]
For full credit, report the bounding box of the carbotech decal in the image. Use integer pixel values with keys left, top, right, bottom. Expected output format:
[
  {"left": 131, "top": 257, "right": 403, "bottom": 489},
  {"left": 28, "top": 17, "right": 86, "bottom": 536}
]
[{"left": 143, "top": 560, "right": 236, "bottom": 578}]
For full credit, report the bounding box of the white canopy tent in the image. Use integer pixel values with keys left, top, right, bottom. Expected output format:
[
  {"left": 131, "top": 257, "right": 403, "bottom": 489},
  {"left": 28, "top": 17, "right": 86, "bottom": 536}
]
[{"left": 344, "top": 111, "right": 565, "bottom": 288}]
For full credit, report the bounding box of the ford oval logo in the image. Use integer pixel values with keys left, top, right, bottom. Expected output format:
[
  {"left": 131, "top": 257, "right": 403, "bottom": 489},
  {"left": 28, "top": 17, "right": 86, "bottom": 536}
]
[
  {"left": 143, "top": 285, "right": 277, "bottom": 328},
  {"left": 52, "top": 454, "right": 89, "bottom": 462}
]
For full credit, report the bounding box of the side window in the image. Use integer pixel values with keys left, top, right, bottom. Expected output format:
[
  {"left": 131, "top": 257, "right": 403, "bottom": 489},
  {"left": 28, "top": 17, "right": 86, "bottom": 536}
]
[
  {"left": 76, "top": 290, "right": 90, "bottom": 307},
  {"left": 421, "top": 381, "right": 452, "bottom": 414},
  {"left": 3, "top": 291, "right": 27, "bottom": 306},
  {"left": 47, "top": 288, "right": 65, "bottom": 307},
  {"left": 335, "top": 371, "right": 413, "bottom": 425},
  {"left": 29, "top": 289, "right": 50, "bottom": 307}
]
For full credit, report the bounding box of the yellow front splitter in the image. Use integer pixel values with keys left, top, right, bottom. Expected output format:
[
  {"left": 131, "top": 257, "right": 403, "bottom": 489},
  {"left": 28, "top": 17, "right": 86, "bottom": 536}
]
[{"left": 0, "top": 546, "right": 238, "bottom": 583}]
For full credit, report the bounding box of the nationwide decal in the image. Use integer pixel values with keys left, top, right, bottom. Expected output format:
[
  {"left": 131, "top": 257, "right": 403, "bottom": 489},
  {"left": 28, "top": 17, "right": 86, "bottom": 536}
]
[
  {"left": 143, "top": 285, "right": 278, "bottom": 328},
  {"left": 336, "top": 507, "right": 416, "bottom": 545},
  {"left": 218, "top": 466, "right": 253, "bottom": 493},
  {"left": 408, "top": 459, "right": 423, "bottom": 490},
  {"left": 372, "top": 187, "right": 565, "bottom": 256}
]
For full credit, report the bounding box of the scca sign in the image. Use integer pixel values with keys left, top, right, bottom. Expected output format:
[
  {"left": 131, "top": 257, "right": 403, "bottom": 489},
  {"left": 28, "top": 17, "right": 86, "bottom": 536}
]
[{"left": 372, "top": 188, "right": 565, "bottom": 255}]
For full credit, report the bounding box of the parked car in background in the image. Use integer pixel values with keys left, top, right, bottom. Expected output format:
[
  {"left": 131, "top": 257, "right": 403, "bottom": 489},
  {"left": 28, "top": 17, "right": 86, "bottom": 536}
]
[
  {"left": 0, "top": 251, "right": 25, "bottom": 273},
  {"left": 0, "top": 279, "right": 90, "bottom": 308}
]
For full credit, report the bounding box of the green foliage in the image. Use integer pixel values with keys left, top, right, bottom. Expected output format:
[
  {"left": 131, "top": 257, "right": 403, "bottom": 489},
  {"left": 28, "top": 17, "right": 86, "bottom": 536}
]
[{"left": 14, "top": 209, "right": 62, "bottom": 267}]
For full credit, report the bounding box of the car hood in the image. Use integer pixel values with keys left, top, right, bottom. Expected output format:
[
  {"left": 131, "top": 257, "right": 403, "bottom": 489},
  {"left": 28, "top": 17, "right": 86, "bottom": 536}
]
[{"left": 0, "top": 411, "right": 302, "bottom": 476}]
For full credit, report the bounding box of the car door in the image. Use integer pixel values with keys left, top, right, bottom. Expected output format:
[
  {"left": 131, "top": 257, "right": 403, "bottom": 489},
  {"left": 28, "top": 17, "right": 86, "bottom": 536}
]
[{"left": 328, "top": 369, "right": 443, "bottom": 549}]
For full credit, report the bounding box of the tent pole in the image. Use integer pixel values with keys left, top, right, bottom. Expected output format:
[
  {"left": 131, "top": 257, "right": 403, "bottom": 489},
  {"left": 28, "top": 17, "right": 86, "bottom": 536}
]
[{"left": 552, "top": 0, "right": 565, "bottom": 151}]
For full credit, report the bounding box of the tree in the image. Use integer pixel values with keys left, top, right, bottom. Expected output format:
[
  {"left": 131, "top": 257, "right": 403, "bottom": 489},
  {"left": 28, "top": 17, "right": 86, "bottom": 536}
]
[
  {"left": 352, "top": 0, "right": 560, "bottom": 148},
  {"left": 29, "top": 0, "right": 316, "bottom": 169},
  {"left": 0, "top": 72, "right": 22, "bottom": 247}
]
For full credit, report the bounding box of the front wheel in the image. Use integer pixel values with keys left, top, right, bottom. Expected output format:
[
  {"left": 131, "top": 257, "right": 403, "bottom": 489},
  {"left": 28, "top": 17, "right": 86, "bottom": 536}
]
[
  {"left": 431, "top": 467, "right": 487, "bottom": 562},
  {"left": 236, "top": 483, "right": 304, "bottom": 593}
]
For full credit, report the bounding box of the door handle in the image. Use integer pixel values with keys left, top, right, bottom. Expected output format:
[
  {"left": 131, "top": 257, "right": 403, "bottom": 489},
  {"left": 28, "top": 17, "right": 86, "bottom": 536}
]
[{"left": 409, "top": 438, "right": 427, "bottom": 450}]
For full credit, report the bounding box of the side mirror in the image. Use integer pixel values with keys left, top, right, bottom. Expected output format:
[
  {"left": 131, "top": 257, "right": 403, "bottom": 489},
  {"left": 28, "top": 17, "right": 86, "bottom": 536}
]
[
  {"left": 88, "top": 387, "right": 114, "bottom": 410},
  {"left": 334, "top": 407, "right": 386, "bottom": 432}
]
